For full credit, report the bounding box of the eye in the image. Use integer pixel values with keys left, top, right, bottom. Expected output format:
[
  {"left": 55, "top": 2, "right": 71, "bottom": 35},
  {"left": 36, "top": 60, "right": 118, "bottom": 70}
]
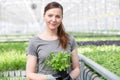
[
  {"left": 48, "top": 15, "right": 52, "bottom": 17},
  {"left": 56, "top": 15, "right": 61, "bottom": 18}
]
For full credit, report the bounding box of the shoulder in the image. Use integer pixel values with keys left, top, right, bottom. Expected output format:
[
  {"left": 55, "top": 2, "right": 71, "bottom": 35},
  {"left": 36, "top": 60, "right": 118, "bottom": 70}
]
[
  {"left": 67, "top": 34, "right": 78, "bottom": 50},
  {"left": 27, "top": 37, "right": 42, "bottom": 51},
  {"left": 67, "top": 33, "right": 77, "bottom": 44},
  {"left": 68, "top": 34, "right": 75, "bottom": 41},
  {"left": 29, "top": 37, "right": 39, "bottom": 43},
  {"left": 28, "top": 36, "right": 42, "bottom": 47}
]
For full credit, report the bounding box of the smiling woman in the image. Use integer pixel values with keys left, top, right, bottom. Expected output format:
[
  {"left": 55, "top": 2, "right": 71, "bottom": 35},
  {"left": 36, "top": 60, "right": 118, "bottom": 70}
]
[
  {"left": 26, "top": 1, "right": 80, "bottom": 80},
  {"left": 44, "top": 8, "right": 63, "bottom": 30}
]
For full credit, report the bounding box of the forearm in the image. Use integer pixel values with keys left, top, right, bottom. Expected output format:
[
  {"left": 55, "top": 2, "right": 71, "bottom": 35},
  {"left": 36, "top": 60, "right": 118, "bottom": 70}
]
[
  {"left": 70, "top": 48, "right": 80, "bottom": 79},
  {"left": 27, "top": 72, "right": 46, "bottom": 80},
  {"left": 69, "top": 67, "right": 80, "bottom": 79}
]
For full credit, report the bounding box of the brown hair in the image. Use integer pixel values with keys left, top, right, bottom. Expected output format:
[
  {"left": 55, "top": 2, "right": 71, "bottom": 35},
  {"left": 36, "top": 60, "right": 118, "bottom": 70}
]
[{"left": 44, "top": 2, "right": 68, "bottom": 50}]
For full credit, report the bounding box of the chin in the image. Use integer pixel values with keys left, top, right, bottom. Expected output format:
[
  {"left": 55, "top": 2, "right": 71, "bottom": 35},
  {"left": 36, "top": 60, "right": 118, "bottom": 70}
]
[
  {"left": 49, "top": 26, "right": 57, "bottom": 30},
  {"left": 50, "top": 28, "right": 57, "bottom": 30}
]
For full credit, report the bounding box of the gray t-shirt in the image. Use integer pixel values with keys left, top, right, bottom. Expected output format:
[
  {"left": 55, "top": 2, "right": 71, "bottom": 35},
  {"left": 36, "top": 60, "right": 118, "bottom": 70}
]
[{"left": 26, "top": 34, "right": 77, "bottom": 74}]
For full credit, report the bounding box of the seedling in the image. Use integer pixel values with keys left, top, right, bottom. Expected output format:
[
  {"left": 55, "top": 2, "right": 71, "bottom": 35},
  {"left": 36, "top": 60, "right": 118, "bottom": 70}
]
[{"left": 45, "top": 52, "right": 71, "bottom": 71}]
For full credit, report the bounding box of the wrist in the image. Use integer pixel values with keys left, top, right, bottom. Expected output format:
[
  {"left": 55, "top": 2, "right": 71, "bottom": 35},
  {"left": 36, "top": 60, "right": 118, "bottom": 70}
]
[{"left": 46, "top": 75, "right": 56, "bottom": 80}]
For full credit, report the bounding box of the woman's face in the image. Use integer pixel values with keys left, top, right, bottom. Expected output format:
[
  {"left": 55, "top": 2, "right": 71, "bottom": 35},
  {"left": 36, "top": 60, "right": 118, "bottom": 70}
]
[{"left": 44, "top": 8, "right": 63, "bottom": 30}]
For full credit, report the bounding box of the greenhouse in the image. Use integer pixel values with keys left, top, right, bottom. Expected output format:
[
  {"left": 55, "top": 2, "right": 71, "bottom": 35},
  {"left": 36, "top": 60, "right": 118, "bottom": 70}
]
[{"left": 0, "top": 0, "right": 120, "bottom": 80}]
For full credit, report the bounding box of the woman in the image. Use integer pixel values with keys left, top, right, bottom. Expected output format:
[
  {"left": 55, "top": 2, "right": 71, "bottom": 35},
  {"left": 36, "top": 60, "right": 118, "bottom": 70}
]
[{"left": 26, "top": 1, "right": 80, "bottom": 80}]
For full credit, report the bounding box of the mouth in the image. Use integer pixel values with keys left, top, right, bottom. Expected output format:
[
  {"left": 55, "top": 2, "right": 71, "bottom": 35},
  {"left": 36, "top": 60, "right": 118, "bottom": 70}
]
[{"left": 50, "top": 23, "right": 57, "bottom": 26}]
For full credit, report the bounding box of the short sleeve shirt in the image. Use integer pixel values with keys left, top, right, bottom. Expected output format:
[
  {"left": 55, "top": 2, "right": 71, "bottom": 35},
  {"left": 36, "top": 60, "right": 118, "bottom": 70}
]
[{"left": 26, "top": 34, "right": 78, "bottom": 74}]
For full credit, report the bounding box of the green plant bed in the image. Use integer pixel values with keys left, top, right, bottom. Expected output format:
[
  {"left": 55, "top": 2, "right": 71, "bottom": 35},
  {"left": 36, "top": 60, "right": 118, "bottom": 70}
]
[
  {"left": 0, "top": 42, "right": 28, "bottom": 71},
  {"left": 78, "top": 45, "right": 120, "bottom": 76},
  {"left": 75, "top": 37, "right": 120, "bottom": 42},
  {"left": 0, "top": 41, "right": 120, "bottom": 77},
  {"left": 69, "top": 32, "right": 120, "bottom": 37},
  {"left": 0, "top": 77, "right": 27, "bottom": 80},
  {"left": 68, "top": 32, "right": 120, "bottom": 41}
]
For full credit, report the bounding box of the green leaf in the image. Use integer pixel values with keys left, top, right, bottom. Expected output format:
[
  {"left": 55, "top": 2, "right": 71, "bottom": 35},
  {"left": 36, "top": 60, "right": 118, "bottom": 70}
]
[{"left": 45, "top": 52, "right": 71, "bottom": 71}]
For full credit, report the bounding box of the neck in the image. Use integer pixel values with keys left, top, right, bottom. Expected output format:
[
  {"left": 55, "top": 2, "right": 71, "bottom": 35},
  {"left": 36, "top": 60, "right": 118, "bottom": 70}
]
[{"left": 45, "top": 29, "right": 57, "bottom": 36}]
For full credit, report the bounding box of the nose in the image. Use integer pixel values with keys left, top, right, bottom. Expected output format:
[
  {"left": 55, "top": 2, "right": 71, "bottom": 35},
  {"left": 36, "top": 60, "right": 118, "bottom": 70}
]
[{"left": 52, "top": 17, "right": 56, "bottom": 22}]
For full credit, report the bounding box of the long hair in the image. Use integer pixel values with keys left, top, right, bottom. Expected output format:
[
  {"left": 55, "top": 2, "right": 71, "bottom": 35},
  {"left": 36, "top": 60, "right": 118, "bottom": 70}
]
[{"left": 44, "top": 2, "right": 68, "bottom": 49}]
